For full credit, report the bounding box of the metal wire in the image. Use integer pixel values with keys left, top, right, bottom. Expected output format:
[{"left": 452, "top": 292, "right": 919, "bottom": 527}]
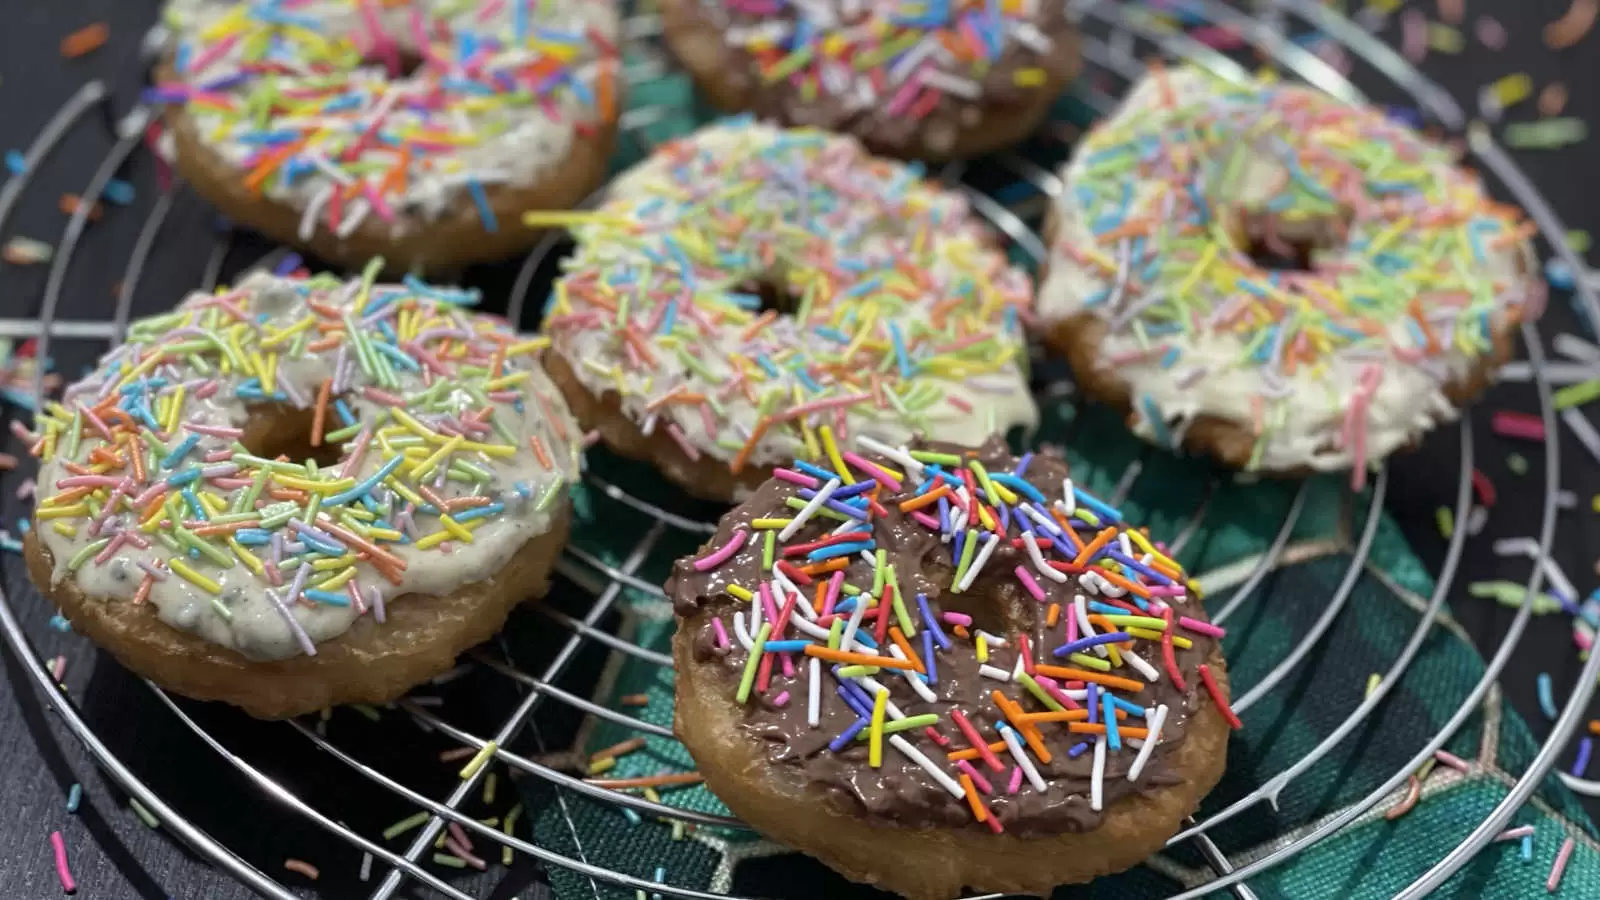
[{"left": 0, "top": 4, "right": 1587, "bottom": 900}]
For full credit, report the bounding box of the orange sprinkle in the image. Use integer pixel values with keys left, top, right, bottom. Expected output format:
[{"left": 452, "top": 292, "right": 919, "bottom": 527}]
[
  {"left": 960, "top": 774, "right": 987, "bottom": 822},
  {"left": 803, "top": 646, "right": 917, "bottom": 670},
  {"left": 991, "top": 690, "right": 1051, "bottom": 763},
  {"left": 898, "top": 484, "right": 951, "bottom": 512},
  {"left": 61, "top": 23, "right": 109, "bottom": 58},
  {"left": 59, "top": 194, "right": 103, "bottom": 221},
  {"left": 797, "top": 558, "right": 849, "bottom": 577},
  {"left": 888, "top": 627, "right": 926, "bottom": 674},
  {"left": 1095, "top": 218, "right": 1156, "bottom": 243},
  {"left": 1088, "top": 565, "right": 1152, "bottom": 599},
  {"left": 132, "top": 573, "right": 154, "bottom": 605},
  {"left": 945, "top": 741, "right": 1008, "bottom": 762},
  {"left": 1590, "top": 719, "right": 1600, "bottom": 736},
  {"left": 952, "top": 624, "right": 970, "bottom": 639},
  {"left": 596, "top": 61, "right": 617, "bottom": 123},
  {"left": 529, "top": 434, "right": 552, "bottom": 470},
  {"left": 1068, "top": 723, "right": 1150, "bottom": 739},
  {"left": 1045, "top": 603, "right": 1060, "bottom": 628},
  {"left": 310, "top": 378, "right": 332, "bottom": 447},
  {"left": 1018, "top": 709, "right": 1091, "bottom": 723},
  {"left": 730, "top": 417, "right": 772, "bottom": 474},
  {"left": 584, "top": 772, "right": 703, "bottom": 789},
  {"left": 243, "top": 136, "right": 310, "bottom": 194},
  {"left": 1073, "top": 527, "right": 1118, "bottom": 567},
  {"left": 191, "top": 521, "right": 251, "bottom": 537},
  {"left": 1034, "top": 666, "right": 1145, "bottom": 692}
]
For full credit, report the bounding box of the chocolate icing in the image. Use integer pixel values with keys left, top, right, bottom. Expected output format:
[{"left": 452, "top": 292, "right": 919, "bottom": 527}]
[
  {"left": 670, "top": 2, "right": 1077, "bottom": 158},
  {"left": 667, "top": 435, "right": 1223, "bottom": 836}
]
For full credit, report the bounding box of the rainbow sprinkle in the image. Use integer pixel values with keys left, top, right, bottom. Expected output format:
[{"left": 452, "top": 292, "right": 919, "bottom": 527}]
[
  {"left": 151, "top": 0, "right": 619, "bottom": 240},
  {"left": 28, "top": 269, "right": 578, "bottom": 661},
  {"left": 1039, "top": 66, "right": 1538, "bottom": 485},
  {"left": 545, "top": 121, "right": 1037, "bottom": 483},
  {"left": 675, "top": 434, "right": 1235, "bottom": 833},
  {"left": 678, "top": 1, "right": 1070, "bottom": 154}
]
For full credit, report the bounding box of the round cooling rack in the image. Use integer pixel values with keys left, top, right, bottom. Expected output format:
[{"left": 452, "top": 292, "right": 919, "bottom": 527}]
[{"left": 3, "top": 2, "right": 1600, "bottom": 899}]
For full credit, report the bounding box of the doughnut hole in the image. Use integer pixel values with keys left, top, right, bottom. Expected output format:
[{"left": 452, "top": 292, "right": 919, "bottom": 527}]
[
  {"left": 743, "top": 275, "right": 802, "bottom": 316},
  {"left": 922, "top": 546, "right": 1040, "bottom": 637},
  {"left": 240, "top": 404, "right": 345, "bottom": 470},
  {"left": 1225, "top": 205, "right": 1352, "bottom": 273}
]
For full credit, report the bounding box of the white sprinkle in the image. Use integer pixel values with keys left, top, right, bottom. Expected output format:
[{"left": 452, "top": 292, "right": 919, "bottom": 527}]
[
  {"left": 979, "top": 664, "right": 1013, "bottom": 682},
  {"left": 855, "top": 436, "right": 924, "bottom": 481},
  {"left": 855, "top": 674, "right": 907, "bottom": 720},
  {"left": 1091, "top": 736, "right": 1107, "bottom": 811},
  {"left": 1075, "top": 595, "right": 1102, "bottom": 656},
  {"left": 1119, "top": 533, "right": 1134, "bottom": 558},
  {"left": 359, "top": 852, "right": 373, "bottom": 882},
  {"left": 890, "top": 735, "right": 964, "bottom": 798},
  {"left": 770, "top": 566, "right": 802, "bottom": 607},
  {"left": 974, "top": 631, "right": 1008, "bottom": 649},
  {"left": 1127, "top": 705, "right": 1169, "bottom": 782},
  {"left": 749, "top": 590, "right": 763, "bottom": 635},
  {"left": 839, "top": 594, "right": 869, "bottom": 652},
  {"left": 999, "top": 724, "right": 1048, "bottom": 792},
  {"left": 1554, "top": 332, "right": 1600, "bottom": 362},
  {"left": 807, "top": 657, "right": 821, "bottom": 729},
  {"left": 1466, "top": 505, "right": 1489, "bottom": 536},
  {"left": 335, "top": 197, "right": 371, "bottom": 239},
  {"left": 918, "top": 68, "right": 982, "bottom": 99},
  {"left": 780, "top": 478, "right": 840, "bottom": 541},
  {"left": 299, "top": 185, "right": 333, "bottom": 241},
  {"left": 790, "top": 614, "right": 830, "bottom": 641},
  {"left": 1059, "top": 479, "right": 1076, "bottom": 516},
  {"left": 956, "top": 532, "right": 1001, "bottom": 592},
  {"left": 1022, "top": 532, "right": 1069, "bottom": 583},
  {"left": 1021, "top": 502, "right": 1062, "bottom": 535},
  {"left": 1123, "top": 650, "right": 1161, "bottom": 683},
  {"left": 888, "top": 645, "right": 938, "bottom": 702},
  {"left": 733, "top": 611, "right": 754, "bottom": 650}
]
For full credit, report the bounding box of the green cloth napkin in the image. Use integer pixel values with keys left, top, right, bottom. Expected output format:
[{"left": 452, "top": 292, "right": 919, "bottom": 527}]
[{"left": 512, "top": 60, "right": 1600, "bottom": 900}]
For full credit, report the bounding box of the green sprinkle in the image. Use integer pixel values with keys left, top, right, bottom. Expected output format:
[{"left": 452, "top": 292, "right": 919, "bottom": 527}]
[
  {"left": 908, "top": 450, "right": 961, "bottom": 466},
  {"left": 736, "top": 624, "right": 771, "bottom": 704},
  {"left": 1504, "top": 118, "right": 1587, "bottom": 150},
  {"left": 383, "top": 811, "right": 431, "bottom": 840},
  {"left": 952, "top": 529, "right": 978, "bottom": 593},
  {"left": 1468, "top": 580, "right": 1564, "bottom": 614},
  {"left": 853, "top": 713, "right": 939, "bottom": 739},
  {"left": 762, "top": 530, "right": 775, "bottom": 570},
  {"left": 67, "top": 538, "right": 111, "bottom": 571},
  {"left": 1436, "top": 507, "right": 1455, "bottom": 539},
  {"left": 129, "top": 797, "right": 161, "bottom": 829},
  {"left": 1017, "top": 672, "right": 1066, "bottom": 712},
  {"left": 1553, "top": 379, "right": 1600, "bottom": 410},
  {"left": 432, "top": 854, "right": 467, "bottom": 869},
  {"left": 1507, "top": 453, "right": 1529, "bottom": 475},
  {"left": 1069, "top": 652, "right": 1112, "bottom": 671}
]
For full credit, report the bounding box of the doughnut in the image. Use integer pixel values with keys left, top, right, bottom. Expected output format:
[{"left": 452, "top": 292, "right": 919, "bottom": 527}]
[
  {"left": 667, "top": 434, "right": 1234, "bottom": 900},
  {"left": 151, "top": 0, "right": 621, "bottom": 272},
  {"left": 23, "top": 270, "right": 581, "bottom": 719},
  {"left": 1038, "top": 66, "right": 1540, "bottom": 482},
  {"left": 660, "top": 0, "right": 1079, "bottom": 161},
  {"left": 541, "top": 121, "right": 1039, "bottom": 502}
]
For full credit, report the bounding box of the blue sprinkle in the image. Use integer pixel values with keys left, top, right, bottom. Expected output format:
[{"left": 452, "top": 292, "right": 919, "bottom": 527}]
[
  {"left": 303, "top": 589, "right": 351, "bottom": 606},
  {"left": 826, "top": 716, "right": 870, "bottom": 753},
  {"left": 161, "top": 433, "right": 202, "bottom": 468},
  {"left": 1574, "top": 737, "right": 1593, "bottom": 777},
  {"left": 466, "top": 179, "right": 497, "bottom": 233},
  {"left": 4, "top": 150, "right": 25, "bottom": 174},
  {"left": 922, "top": 629, "right": 937, "bottom": 682},
  {"left": 1067, "top": 741, "right": 1091, "bottom": 759},
  {"left": 49, "top": 615, "right": 71, "bottom": 633},
  {"left": 66, "top": 783, "right": 82, "bottom": 813},
  {"left": 1054, "top": 632, "right": 1132, "bottom": 658},
  {"left": 1521, "top": 834, "right": 1532, "bottom": 862},
  {"left": 273, "top": 253, "right": 303, "bottom": 275},
  {"left": 808, "top": 541, "right": 874, "bottom": 562},
  {"left": 102, "top": 179, "right": 136, "bottom": 206},
  {"left": 1103, "top": 693, "right": 1121, "bottom": 750},
  {"left": 1537, "top": 672, "right": 1559, "bottom": 720},
  {"left": 763, "top": 640, "right": 811, "bottom": 653}
]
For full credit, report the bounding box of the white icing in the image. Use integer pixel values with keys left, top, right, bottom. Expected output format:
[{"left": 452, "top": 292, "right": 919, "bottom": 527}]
[
  {"left": 36, "top": 273, "right": 580, "bottom": 661},
  {"left": 161, "top": 0, "right": 618, "bottom": 235},
  {"left": 547, "top": 121, "right": 1038, "bottom": 489},
  {"left": 1038, "top": 67, "right": 1537, "bottom": 473}
]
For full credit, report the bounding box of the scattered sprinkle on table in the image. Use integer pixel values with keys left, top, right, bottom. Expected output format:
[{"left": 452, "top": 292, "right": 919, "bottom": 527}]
[{"left": 60, "top": 23, "right": 108, "bottom": 58}]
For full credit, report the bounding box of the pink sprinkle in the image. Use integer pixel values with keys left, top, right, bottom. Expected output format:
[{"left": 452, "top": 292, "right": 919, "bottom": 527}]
[
  {"left": 1434, "top": 749, "right": 1473, "bottom": 772},
  {"left": 0, "top": 452, "right": 17, "bottom": 470},
  {"left": 1034, "top": 674, "right": 1080, "bottom": 709},
  {"left": 924, "top": 726, "right": 949, "bottom": 747},
  {"left": 1402, "top": 9, "right": 1428, "bottom": 62},
  {"left": 692, "top": 529, "right": 748, "bottom": 572},
  {"left": 1179, "top": 616, "right": 1226, "bottom": 638},
  {"left": 1007, "top": 766, "right": 1024, "bottom": 794},
  {"left": 1496, "top": 825, "right": 1537, "bottom": 842},
  {"left": 1437, "top": 0, "right": 1464, "bottom": 24},
  {"left": 910, "top": 510, "right": 941, "bottom": 530},
  {"left": 772, "top": 468, "right": 820, "bottom": 489},
  {"left": 51, "top": 655, "right": 67, "bottom": 682},
  {"left": 1189, "top": 25, "right": 1245, "bottom": 49},
  {"left": 1475, "top": 15, "right": 1507, "bottom": 49},
  {"left": 1548, "top": 836, "right": 1574, "bottom": 892},
  {"left": 821, "top": 570, "right": 844, "bottom": 617},
  {"left": 447, "top": 821, "right": 474, "bottom": 852},
  {"left": 443, "top": 836, "right": 488, "bottom": 871},
  {"left": 955, "top": 760, "right": 994, "bottom": 795},
  {"left": 840, "top": 451, "right": 903, "bottom": 492},
  {"left": 711, "top": 617, "right": 730, "bottom": 649},
  {"left": 942, "top": 612, "right": 973, "bottom": 627},
  {"left": 1018, "top": 633, "right": 1036, "bottom": 676},
  {"left": 50, "top": 831, "right": 75, "bottom": 893},
  {"left": 1014, "top": 565, "right": 1046, "bottom": 602},
  {"left": 773, "top": 691, "right": 791, "bottom": 708},
  {"left": 1491, "top": 409, "right": 1547, "bottom": 441}
]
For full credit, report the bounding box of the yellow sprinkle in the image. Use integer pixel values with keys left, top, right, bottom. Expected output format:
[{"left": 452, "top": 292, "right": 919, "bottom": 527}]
[
  {"left": 1013, "top": 67, "right": 1047, "bottom": 87},
  {"left": 36, "top": 503, "right": 89, "bottom": 519},
  {"left": 819, "top": 425, "right": 853, "bottom": 484},
  {"left": 410, "top": 434, "right": 464, "bottom": 480},
  {"left": 273, "top": 475, "right": 356, "bottom": 494},
  {"left": 168, "top": 558, "right": 222, "bottom": 594},
  {"left": 51, "top": 522, "right": 78, "bottom": 537},
  {"left": 391, "top": 408, "right": 440, "bottom": 440},
  {"left": 317, "top": 566, "right": 357, "bottom": 592},
  {"left": 1490, "top": 73, "right": 1533, "bottom": 108},
  {"left": 459, "top": 741, "right": 498, "bottom": 780},
  {"left": 751, "top": 518, "right": 793, "bottom": 529},
  {"left": 504, "top": 337, "right": 551, "bottom": 356},
  {"left": 726, "top": 584, "right": 753, "bottom": 602},
  {"left": 976, "top": 633, "right": 989, "bottom": 663},
  {"left": 587, "top": 756, "right": 616, "bottom": 775},
  {"left": 227, "top": 537, "right": 265, "bottom": 576},
  {"left": 1365, "top": 673, "right": 1381, "bottom": 697},
  {"left": 521, "top": 210, "right": 632, "bottom": 227},
  {"left": 868, "top": 688, "right": 887, "bottom": 768}
]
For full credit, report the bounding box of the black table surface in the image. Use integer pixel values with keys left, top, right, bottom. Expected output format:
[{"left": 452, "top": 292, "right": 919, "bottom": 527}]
[{"left": 4, "top": 1, "right": 1600, "bottom": 898}]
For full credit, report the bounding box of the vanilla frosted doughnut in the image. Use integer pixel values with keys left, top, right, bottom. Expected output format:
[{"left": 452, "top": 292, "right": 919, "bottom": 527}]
[
  {"left": 152, "top": 0, "right": 620, "bottom": 271},
  {"left": 25, "top": 271, "right": 580, "bottom": 718},
  {"left": 542, "top": 121, "right": 1039, "bottom": 501},
  {"left": 1038, "top": 67, "right": 1539, "bottom": 479},
  {"left": 660, "top": 0, "right": 1080, "bottom": 161}
]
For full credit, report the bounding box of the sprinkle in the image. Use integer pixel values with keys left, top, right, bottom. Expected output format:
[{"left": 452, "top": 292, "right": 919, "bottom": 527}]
[
  {"left": 1492, "top": 410, "right": 1547, "bottom": 441},
  {"left": 738, "top": 624, "right": 772, "bottom": 703},
  {"left": 1548, "top": 836, "right": 1575, "bottom": 891},
  {"left": 3, "top": 237, "right": 53, "bottom": 265},
  {"left": 1497, "top": 826, "right": 1537, "bottom": 842},
  {"left": 458, "top": 741, "right": 498, "bottom": 780},
  {"left": 1127, "top": 704, "right": 1169, "bottom": 782},
  {"left": 1545, "top": 0, "right": 1599, "bottom": 49},
  {"left": 1434, "top": 749, "right": 1473, "bottom": 773},
  {"left": 868, "top": 688, "right": 888, "bottom": 768},
  {"left": 1385, "top": 774, "right": 1422, "bottom": 820},
  {"left": 284, "top": 858, "right": 320, "bottom": 881},
  {"left": 693, "top": 528, "right": 749, "bottom": 571},
  {"left": 61, "top": 23, "right": 108, "bottom": 58},
  {"left": 1199, "top": 664, "right": 1240, "bottom": 729},
  {"left": 66, "top": 783, "right": 81, "bottom": 813},
  {"left": 129, "top": 798, "right": 160, "bottom": 828},
  {"left": 1538, "top": 672, "right": 1560, "bottom": 720}
]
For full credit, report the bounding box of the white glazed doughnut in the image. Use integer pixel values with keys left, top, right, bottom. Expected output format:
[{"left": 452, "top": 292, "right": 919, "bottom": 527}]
[
  {"left": 152, "top": 0, "right": 621, "bottom": 270},
  {"left": 1037, "top": 66, "right": 1539, "bottom": 478},
  {"left": 25, "top": 271, "right": 580, "bottom": 716},
  {"left": 541, "top": 121, "right": 1040, "bottom": 501}
]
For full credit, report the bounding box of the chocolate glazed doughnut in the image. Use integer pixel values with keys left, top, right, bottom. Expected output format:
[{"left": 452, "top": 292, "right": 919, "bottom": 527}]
[
  {"left": 667, "top": 434, "right": 1235, "bottom": 899},
  {"left": 660, "top": 0, "right": 1081, "bottom": 161}
]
